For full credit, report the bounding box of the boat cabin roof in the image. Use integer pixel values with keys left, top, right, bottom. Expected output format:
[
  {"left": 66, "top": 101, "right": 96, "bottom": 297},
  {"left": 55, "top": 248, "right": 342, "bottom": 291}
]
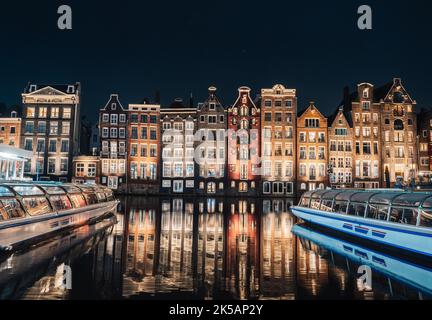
[{"left": 302, "top": 189, "right": 432, "bottom": 208}]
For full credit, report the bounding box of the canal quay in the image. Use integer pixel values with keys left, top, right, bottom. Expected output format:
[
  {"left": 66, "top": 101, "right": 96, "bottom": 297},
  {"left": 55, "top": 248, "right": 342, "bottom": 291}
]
[{"left": 0, "top": 196, "right": 430, "bottom": 300}]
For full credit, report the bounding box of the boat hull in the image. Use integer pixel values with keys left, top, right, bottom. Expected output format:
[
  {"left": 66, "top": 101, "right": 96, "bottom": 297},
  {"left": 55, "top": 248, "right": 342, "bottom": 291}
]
[
  {"left": 0, "top": 200, "right": 119, "bottom": 251},
  {"left": 290, "top": 206, "right": 432, "bottom": 258}
]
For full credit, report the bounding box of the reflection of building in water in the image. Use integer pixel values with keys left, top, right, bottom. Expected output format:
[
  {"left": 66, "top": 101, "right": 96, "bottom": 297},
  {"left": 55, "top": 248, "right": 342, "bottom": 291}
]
[
  {"left": 122, "top": 200, "right": 159, "bottom": 297},
  {"left": 158, "top": 199, "right": 195, "bottom": 291},
  {"left": 81, "top": 213, "right": 125, "bottom": 299},
  {"left": 196, "top": 198, "right": 224, "bottom": 298},
  {"left": 296, "top": 234, "right": 331, "bottom": 297},
  {"left": 260, "top": 200, "right": 296, "bottom": 299},
  {"left": 226, "top": 200, "right": 259, "bottom": 299}
]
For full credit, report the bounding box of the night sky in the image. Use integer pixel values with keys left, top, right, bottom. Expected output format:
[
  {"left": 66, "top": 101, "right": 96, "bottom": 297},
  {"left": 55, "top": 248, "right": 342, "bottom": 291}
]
[{"left": 1, "top": 0, "right": 431, "bottom": 123}]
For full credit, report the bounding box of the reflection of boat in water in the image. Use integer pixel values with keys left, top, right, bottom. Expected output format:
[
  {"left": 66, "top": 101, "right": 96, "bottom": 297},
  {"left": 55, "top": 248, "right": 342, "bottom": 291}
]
[
  {"left": 291, "top": 190, "right": 432, "bottom": 258},
  {"left": 292, "top": 224, "right": 432, "bottom": 297},
  {"left": 0, "top": 182, "right": 119, "bottom": 252},
  {"left": 0, "top": 215, "right": 117, "bottom": 299}
]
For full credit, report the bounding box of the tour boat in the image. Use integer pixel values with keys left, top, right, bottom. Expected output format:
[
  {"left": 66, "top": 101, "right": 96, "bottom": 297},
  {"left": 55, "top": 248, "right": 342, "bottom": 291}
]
[
  {"left": 290, "top": 189, "right": 432, "bottom": 258},
  {"left": 292, "top": 224, "right": 432, "bottom": 295},
  {"left": 0, "top": 182, "right": 119, "bottom": 252}
]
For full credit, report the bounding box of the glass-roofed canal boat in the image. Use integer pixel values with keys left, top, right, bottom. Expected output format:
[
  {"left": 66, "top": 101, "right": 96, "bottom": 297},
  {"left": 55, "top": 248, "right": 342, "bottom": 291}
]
[
  {"left": 0, "top": 182, "right": 119, "bottom": 252},
  {"left": 291, "top": 190, "right": 432, "bottom": 258}
]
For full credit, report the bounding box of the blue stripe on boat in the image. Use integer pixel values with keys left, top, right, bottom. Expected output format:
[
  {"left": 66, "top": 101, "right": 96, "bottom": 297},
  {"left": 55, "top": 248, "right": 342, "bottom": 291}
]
[{"left": 291, "top": 207, "right": 432, "bottom": 257}]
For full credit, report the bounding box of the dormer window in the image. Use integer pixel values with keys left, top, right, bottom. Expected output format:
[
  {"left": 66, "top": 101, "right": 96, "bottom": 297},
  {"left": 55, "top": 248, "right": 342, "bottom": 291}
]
[
  {"left": 29, "top": 85, "right": 37, "bottom": 92},
  {"left": 10, "top": 111, "right": 17, "bottom": 118},
  {"left": 209, "top": 103, "right": 216, "bottom": 111},
  {"left": 363, "top": 88, "right": 369, "bottom": 99},
  {"left": 67, "top": 85, "right": 74, "bottom": 94}
]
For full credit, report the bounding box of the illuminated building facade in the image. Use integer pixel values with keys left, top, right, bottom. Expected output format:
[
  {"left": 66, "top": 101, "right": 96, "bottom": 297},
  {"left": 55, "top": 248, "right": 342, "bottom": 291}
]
[
  {"left": 379, "top": 78, "right": 417, "bottom": 187},
  {"left": 227, "top": 87, "right": 260, "bottom": 195},
  {"left": 21, "top": 83, "right": 81, "bottom": 182},
  {"left": 160, "top": 99, "right": 197, "bottom": 194},
  {"left": 0, "top": 115, "right": 21, "bottom": 147},
  {"left": 99, "top": 94, "right": 128, "bottom": 190},
  {"left": 328, "top": 107, "right": 354, "bottom": 188},
  {"left": 417, "top": 108, "right": 432, "bottom": 181},
  {"left": 195, "top": 87, "right": 227, "bottom": 195},
  {"left": 260, "top": 84, "right": 296, "bottom": 196},
  {"left": 127, "top": 103, "right": 160, "bottom": 194},
  {"left": 72, "top": 155, "right": 100, "bottom": 184},
  {"left": 296, "top": 102, "right": 328, "bottom": 193}
]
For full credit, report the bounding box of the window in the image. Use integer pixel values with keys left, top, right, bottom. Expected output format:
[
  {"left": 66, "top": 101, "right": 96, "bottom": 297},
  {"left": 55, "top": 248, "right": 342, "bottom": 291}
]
[
  {"left": 21, "top": 197, "right": 52, "bottom": 216},
  {"left": 48, "top": 140, "right": 56, "bottom": 152},
  {"left": 60, "top": 158, "right": 68, "bottom": 172},
  {"left": 76, "top": 163, "right": 85, "bottom": 177},
  {"left": 51, "top": 107, "right": 60, "bottom": 118},
  {"left": 305, "top": 119, "right": 319, "bottom": 128},
  {"left": 62, "top": 122, "right": 70, "bottom": 135},
  {"left": 25, "top": 121, "right": 34, "bottom": 134},
  {"left": 102, "top": 114, "right": 109, "bottom": 122},
  {"left": 63, "top": 108, "right": 71, "bottom": 119},
  {"left": 363, "top": 142, "right": 371, "bottom": 154},
  {"left": 26, "top": 107, "right": 35, "bottom": 118},
  {"left": 48, "top": 158, "right": 56, "bottom": 174},
  {"left": 110, "top": 114, "right": 118, "bottom": 125},
  {"left": 150, "top": 129, "right": 157, "bottom": 140},
  {"left": 36, "top": 139, "right": 45, "bottom": 152},
  {"left": 70, "top": 194, "right": 87, "bottom": 208},
  {"left": 367, "top": 205, "right": 389, "bottom": 221},
  {"left": 50, "top": 122, "right": 58, "bottom": 135},
  {"left": 38, "top": 121, "right": 46, "bottom": 134},
  {"left": 119, "top": 128, "right": 126, "bottom": 138},
  {"left": 119, "top": 114, "right": 126, "bottom": 123},
  {"left": 50, "top": 195, "right": 73, "bottom": 211}
]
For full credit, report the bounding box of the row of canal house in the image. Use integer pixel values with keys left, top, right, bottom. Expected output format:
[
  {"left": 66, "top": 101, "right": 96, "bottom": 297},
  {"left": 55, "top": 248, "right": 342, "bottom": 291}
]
[
  {"left": 87, "top": 78, "right": 422, "bottom": 196},
  {"left": 6, "top": 78, "right": 424, "bottom": 197}
]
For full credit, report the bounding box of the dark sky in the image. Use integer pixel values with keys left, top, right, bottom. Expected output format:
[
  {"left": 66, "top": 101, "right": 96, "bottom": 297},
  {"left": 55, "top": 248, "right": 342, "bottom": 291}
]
[{"left": 1, "top": 0, "right": 431, "bottom": 123}]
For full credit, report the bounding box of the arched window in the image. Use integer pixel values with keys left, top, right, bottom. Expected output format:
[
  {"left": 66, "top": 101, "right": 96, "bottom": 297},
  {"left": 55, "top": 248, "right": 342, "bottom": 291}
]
[
  {"left": 309, "top": 165, "right": 316, "bottom": 179},
  {"left": 240, "top": 119, "right": 249, "bottom": 129},
  {"left": 300, "top": 183, "right": 307, "bottom": 190},
  {"left": 240, "top": 106, "right": 248, "bottom": 116},
  {"left": 319, "top": 183, "right": 325, "bottom": 190},
  {"left": 394, "top": 119, "right": 404, "bottom": 130}
]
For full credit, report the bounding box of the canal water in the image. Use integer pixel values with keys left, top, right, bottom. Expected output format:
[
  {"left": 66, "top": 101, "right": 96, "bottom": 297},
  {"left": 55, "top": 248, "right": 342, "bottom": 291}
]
[{"left": 0, "top": 196, "right": 431, "bottom": 300}]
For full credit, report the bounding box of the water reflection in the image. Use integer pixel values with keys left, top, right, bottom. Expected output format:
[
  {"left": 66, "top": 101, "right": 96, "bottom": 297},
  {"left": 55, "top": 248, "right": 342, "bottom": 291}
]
[{"left": 3, "top": 196, "right": 432, "bottom": 300}]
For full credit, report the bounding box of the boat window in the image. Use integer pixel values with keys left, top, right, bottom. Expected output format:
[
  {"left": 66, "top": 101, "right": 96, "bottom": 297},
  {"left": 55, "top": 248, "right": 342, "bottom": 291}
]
[
  {"left": 0, "top": 199, "right": 26, "bottom": 220},
  {"left": 0, "top": 186, "right": 14, "bottom": 197},
  {"left": 320, "top": 200, "right": 333, "bottom": 212},
  {"left": 105, "top": 190, "right": 114, "bottom": 201},
  {"left": 419, "top": 210, "right": 432, "bottom": 228},
  {"left": 401, "top": 208, "right": 419, "bottom": 225},
  {"left": 50, "top": 195, "right": 73, "bottom": 211},
  {"left": 62, "top": 185, "right": 82, "bottom": 194},
  {"left": 21, "top": 197, "right": 52, "bottom": 216},
  {"left": 12, "top": 186, "right": 44, "bottom": 196},
  {"left": 95, "top": 192, "right": 106, "bottom": 203},
  {"left": 69, "top": 193, "right": 87, "bottom": 208},
  {"left": 299, "top": 196, "right": 310, "bottom": 207},
  {"left": 84, "top": 192, "right": 98, "bottom": 205},
  {"left": 310, "top": 198, "right": 321, "bottom": 210},
  {"left": 347, "top": 202, "right": 366, "bottom": 217},
  {"left": 366, "top": 204, "right": 389, "bottom": 221},
  {"left": 333, "top": 201, "right": 348, "bottom": 214},
  {"left": 392, "top": 193, "right": 429, "bottom": 207},
  {"left": 40, "top": 186, "right": 66, "bottom": 195}
]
